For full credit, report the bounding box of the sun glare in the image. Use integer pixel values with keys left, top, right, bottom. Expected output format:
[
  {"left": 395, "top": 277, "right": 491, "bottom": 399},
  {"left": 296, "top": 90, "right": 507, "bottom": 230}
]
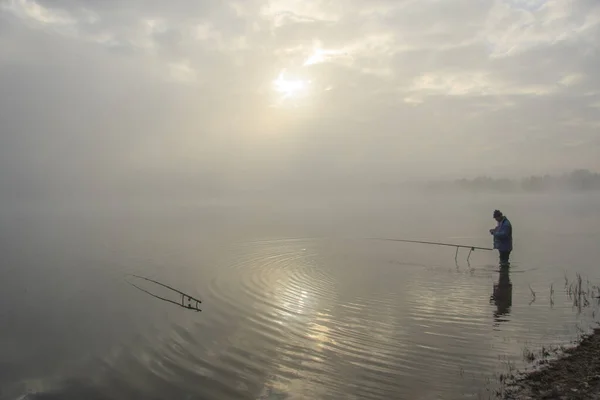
[
  {"left": 273, "top": 70, "right": 309, "bottom": 99},
  {"left": 303, "top": 48, "right": 347, "bottom": 66}
]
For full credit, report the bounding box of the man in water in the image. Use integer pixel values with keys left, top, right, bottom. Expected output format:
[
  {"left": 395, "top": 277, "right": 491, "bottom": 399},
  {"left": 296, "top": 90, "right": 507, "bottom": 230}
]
[{"left": 490, "top": 209, "right": 512, "bottom": 266}]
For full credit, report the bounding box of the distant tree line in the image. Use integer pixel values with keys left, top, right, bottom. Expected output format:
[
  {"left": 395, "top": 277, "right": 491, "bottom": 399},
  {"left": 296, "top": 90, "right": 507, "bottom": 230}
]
[{"left": 423, "top": 169, "right": 600, "bottom": 193}]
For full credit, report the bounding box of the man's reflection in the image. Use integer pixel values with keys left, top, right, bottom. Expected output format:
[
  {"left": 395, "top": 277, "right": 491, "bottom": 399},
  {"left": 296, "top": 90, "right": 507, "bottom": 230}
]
[{"left": 490, "top": 265, "right": 512, "bottom": 324}]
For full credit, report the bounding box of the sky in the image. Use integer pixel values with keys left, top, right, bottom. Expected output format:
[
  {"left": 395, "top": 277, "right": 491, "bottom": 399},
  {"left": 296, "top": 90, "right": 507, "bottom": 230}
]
[{"left": 1, "top": 0, "right": 599, "bottom": 199}]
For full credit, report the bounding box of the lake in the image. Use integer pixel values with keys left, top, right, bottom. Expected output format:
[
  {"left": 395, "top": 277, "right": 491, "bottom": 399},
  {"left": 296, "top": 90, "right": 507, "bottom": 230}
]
[{"left": 1, "top": 192, "right": 600, "bottom": 399}]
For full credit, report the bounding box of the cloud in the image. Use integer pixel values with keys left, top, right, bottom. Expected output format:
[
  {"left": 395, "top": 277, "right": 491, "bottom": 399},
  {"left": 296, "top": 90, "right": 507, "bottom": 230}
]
[
  {"left": 2, "top": 0, "right": 76, "bottom": 25},
  {"left": 0, "top": 0, "right": 599, "bottom": 200},
  {"left": 559, "top": 73, "right": 585, "bottom": 86}
]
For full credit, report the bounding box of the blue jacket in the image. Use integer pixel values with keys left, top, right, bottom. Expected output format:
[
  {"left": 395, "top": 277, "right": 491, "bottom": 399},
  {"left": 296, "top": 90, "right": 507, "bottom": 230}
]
[{"left": 492, "top": 217, "right": 513, "bottom": 252}]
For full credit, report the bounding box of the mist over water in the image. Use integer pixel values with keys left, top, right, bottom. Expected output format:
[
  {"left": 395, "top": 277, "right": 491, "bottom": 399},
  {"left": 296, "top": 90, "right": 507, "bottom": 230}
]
[{"left": 2, "top": 190, "right": 600, "bottom": 400}]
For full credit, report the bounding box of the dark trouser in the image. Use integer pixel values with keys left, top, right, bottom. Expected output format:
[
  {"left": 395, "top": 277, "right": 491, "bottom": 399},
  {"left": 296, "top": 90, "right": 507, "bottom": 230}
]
[{"left": 499, "top": 251, "right": 511, "bottom": 266}]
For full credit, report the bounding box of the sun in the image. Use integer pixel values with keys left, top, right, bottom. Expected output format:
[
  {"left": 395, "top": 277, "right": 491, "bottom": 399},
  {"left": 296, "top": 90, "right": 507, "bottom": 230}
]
[{"left": 273, "top": 69, "right": 310, "bottom": 99}]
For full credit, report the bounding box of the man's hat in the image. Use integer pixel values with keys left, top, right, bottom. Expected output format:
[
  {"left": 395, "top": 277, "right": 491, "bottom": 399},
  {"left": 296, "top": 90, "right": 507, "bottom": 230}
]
[{"left": 493, "top": 209, "right": 503, "bottom": 218}]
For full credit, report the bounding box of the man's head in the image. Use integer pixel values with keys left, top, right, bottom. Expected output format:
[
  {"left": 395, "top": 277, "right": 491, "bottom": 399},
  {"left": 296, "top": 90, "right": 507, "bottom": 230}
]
[{"left": 493, "top": 209, "right": 503, "bottom": 222}]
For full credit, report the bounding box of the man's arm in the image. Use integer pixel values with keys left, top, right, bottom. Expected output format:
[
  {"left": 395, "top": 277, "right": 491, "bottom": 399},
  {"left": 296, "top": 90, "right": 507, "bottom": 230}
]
[{"left": 493, "top": 221, "right": 511, "bottom": 239}]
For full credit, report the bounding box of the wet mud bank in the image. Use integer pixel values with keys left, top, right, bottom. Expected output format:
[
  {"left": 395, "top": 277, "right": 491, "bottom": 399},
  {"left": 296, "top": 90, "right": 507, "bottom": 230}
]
[{"left": 504, "top": 327, "right": 600, "bottom": 399}]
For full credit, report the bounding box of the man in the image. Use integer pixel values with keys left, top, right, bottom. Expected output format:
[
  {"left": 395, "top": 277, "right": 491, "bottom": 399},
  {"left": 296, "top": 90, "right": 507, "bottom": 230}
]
[{"left": 489, "top": 209, "right": 512, "bottom": 266}]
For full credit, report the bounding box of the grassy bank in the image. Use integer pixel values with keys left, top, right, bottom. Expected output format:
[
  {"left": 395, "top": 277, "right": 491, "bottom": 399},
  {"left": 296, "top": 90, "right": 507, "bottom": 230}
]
[{"left": 502, "top": 326, "right": 600, "bottom": 399}]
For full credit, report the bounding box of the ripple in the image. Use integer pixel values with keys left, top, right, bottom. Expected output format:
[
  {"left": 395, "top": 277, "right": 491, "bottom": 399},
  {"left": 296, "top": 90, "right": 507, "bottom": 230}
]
[
  {"left": 206, "top": 243, "right": 339, "bottom": 330},
  {"left": 12, "top": 237, "right": 600, "bottom": 400}
]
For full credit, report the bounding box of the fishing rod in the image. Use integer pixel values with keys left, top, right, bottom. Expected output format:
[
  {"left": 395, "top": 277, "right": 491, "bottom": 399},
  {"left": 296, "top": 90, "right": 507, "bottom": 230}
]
[
  {"left": 367, "top": 237, "right": 493, "bottom": 263},
  {"left": 126, "top": 274, "right": 202, "bottom": 312}
]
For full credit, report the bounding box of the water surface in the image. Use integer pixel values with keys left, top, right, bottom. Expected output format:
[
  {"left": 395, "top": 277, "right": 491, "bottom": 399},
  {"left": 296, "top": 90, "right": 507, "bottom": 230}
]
[{"left": 1, "top": 192, "right": 600, "bottom": 399}]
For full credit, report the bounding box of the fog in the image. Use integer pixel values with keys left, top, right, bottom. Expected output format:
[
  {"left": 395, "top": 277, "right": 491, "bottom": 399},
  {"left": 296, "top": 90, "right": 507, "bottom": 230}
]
[
  {"left": 2, "top": 4, "right": 600, "bottom": 396},
  {"left": 2, "top": 0, "right": 600, "bottom": 215}
]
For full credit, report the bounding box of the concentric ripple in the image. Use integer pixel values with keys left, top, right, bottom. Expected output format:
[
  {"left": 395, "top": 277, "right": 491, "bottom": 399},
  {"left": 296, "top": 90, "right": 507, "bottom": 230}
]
[
  {"left": 205, "top": 241, "right": 339, "bottom": 344},
  {"left": 189, "top": 241, "right": 498, "bottom": 399}
]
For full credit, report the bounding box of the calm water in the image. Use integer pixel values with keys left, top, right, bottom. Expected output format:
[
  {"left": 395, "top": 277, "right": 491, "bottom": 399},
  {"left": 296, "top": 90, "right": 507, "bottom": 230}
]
[{"left": 1, "top": 192, "right": 600, "bottom": 399}]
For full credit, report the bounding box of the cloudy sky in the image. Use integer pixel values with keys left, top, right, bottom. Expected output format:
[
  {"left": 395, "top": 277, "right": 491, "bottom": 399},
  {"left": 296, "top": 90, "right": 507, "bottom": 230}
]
[{"left": 1, "top": 0, "right": 599, "bottom": 197}]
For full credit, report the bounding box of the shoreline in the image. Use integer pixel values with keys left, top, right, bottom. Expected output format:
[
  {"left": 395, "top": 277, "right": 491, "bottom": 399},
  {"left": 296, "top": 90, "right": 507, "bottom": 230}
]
[{"left": 503, "top": 327, "right": 600, "bottom": 399}]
